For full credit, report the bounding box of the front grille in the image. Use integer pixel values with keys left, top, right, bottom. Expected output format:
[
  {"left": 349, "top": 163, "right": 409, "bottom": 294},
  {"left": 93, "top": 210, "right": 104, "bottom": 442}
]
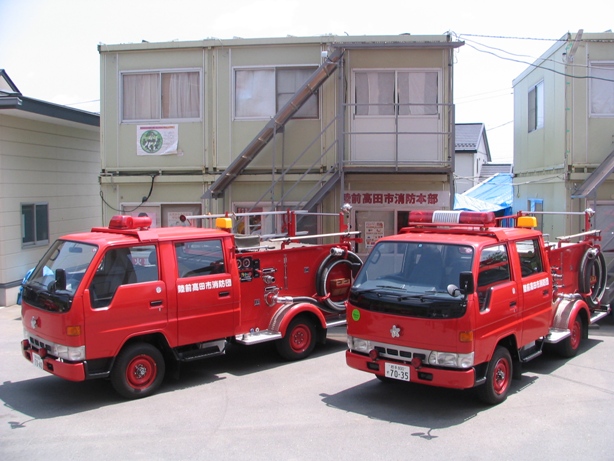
[
  {"left": 371, "top": 341, "right": 429, "bottom": 362},
  {"left": 28, "top": 335, "right": 52, "bottom": 354}
]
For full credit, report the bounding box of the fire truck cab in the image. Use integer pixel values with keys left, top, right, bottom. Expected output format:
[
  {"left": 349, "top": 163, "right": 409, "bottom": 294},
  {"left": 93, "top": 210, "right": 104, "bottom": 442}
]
[
  {"left": 346, "top": 210, "right": 609, "bottom": 404},
  {"left": 21, "top": 210, "right": 361, "bottom": 399}
]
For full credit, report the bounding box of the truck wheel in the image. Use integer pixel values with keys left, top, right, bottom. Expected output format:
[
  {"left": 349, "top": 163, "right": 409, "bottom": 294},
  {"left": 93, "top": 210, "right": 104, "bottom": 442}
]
[
  {"left": 478, "top": 346, "right": 512, "bottom": 405},
  {"left": 276, "top": 316, "right": 316, "bottom": 361},
  {"left": 111, "top": 343, "right": 166, "bottom": 399},
  {"left": 557, "top": 314, "right": 583, "bottom": 358}
]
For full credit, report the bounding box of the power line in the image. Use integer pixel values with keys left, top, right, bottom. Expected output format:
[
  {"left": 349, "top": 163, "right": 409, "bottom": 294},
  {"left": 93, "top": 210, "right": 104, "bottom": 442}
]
[
  {"left": 458, "top": 33, "right": 564, "bottom": 42},
  {"left": 66, "top": 98, "right": 100, "bottom": 107},
  {"left": 487, "top": 120, "right": 513, "bottom": 131},
  {"left": 458, "top": 35, "right": 614, "bottom": 83}
]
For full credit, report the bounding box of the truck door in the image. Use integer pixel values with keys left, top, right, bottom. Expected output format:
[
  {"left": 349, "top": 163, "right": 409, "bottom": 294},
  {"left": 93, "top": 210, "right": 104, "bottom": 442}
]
[
  {"left": 513, "top": 238, "right": 552, "bottom": 344},
  {"left": 474, "top": 243, "right": 521, "bottom": 349},
  {"left": 86, "top": 245, "right": 168, "bottom": 359},
  {"left": 175, "top": 238, "right": 239, "bottom": 345}
]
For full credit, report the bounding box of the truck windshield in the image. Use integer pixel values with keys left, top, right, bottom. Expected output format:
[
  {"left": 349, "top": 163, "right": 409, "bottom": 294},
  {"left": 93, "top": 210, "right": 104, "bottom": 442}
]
[
  {"left": 22, "top": 240, "right": 98, "bottom": 312},
  {"left": 350, "top": 241, "right": 474, "bottom": 318}
]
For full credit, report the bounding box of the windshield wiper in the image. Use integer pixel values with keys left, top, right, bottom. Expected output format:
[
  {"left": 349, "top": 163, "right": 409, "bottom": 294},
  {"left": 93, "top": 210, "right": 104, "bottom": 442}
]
[{"left": 353, "top": 285, "right": 406, "bottom": 294}]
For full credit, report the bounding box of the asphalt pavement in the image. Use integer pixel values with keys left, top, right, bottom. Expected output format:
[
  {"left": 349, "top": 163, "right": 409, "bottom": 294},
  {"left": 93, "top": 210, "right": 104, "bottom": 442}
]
[{"left": 1, "top": 305, "right": 614, "bottom": 461}]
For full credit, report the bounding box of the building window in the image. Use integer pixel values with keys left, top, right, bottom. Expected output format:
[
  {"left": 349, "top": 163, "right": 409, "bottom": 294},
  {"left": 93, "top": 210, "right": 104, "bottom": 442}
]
[
  {"left": 590, "top": 62, "right": 614, "bottom": 117},
  {"left": 122, "top": 70, "right": 200, "bottom": 122},
  {"left": 234, "top": 67, "right": 319, "bottom": 119},
  {"left": 354, "top": 70, "right": 439, "bottom": 116},
  {"left": 528, "top": 81, "right": 544, "bottom": 132},
  {"left": 233, "top": 205, "right": 317, "bottom": 237},
  {"left": 528, "top": 199, "right": 544, "bottom": 232},
  {"left": 22, "top": 203, "right": 49, "bottom": 247}
]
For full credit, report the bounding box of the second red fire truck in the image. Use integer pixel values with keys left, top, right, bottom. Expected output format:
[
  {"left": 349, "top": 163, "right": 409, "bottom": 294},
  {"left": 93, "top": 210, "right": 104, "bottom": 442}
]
[{"left": 346, "top": 209, "right": 609, "bottom": 404}]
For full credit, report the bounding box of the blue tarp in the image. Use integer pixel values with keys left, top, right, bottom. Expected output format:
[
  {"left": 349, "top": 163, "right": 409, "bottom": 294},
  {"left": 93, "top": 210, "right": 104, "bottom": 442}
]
[{"left": 454, "top": 173, "right": 513, "bottom": 216}]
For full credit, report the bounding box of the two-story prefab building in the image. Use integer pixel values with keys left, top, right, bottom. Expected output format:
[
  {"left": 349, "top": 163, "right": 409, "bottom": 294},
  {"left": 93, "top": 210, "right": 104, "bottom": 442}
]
[
  {"left": 513, "top": 31, "right": 614, "bottom": 242},
  {"left": 98, "top": 34, "right": 462, "bottom": 259}
]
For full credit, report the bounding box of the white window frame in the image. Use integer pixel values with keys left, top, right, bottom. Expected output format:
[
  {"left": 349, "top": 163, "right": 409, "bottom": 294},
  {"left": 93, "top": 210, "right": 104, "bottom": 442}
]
[
  {"left": 121, "top": 69, "right": 202, "bottom": 123},
  {"left": 528, "top": 198, "right": 544, "bottom": 233},
  {"left": 233, "top": 203, "right": 320, "bottom": 238},
  {"left": 589, "top": 61, "right": 614, "bottom": 117},
  {"left": 233, "top": 66, "right": 319, "bottom": 120},
  {"left": 528, "top": 80, "right": 544, "bottom": 132},
  {"left": 353, "top": 69, "right": 440, "bottom": 117},
  {"left": 22, "top": 202, "right": 49, "bottom": 248}
]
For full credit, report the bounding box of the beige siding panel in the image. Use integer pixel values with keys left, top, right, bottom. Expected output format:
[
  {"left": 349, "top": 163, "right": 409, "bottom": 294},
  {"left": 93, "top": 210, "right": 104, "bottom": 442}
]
[
  {"left": 102, "top": 49, "right": 208, "bottom": 171},
  {"left": 230, "top": 45, "right": 319, "bottom": 66},
  {"left": 0, "top": 114, "right": 101, "bottom": 294},
  {"left": 349, "top": 48, "right": 447, "bottom": 69}
]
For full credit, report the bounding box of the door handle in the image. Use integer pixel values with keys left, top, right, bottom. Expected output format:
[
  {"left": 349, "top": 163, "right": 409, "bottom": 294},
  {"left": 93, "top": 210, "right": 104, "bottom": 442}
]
[
  {"left": 509, "top": 301, "right": 517, "bottom": 308},
  {"left": 150, "top": 300, "right": 163, "bottom": 307},
  {"left": 219, "top": 291, "right": 230, "bottom": 297}
]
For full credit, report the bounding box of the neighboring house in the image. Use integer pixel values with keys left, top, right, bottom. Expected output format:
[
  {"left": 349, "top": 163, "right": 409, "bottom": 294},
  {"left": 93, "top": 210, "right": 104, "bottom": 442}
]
[
  {"left": 454, "top": 122, "right": 493, "bottom": 194},
  {"left": 478, "top": 162, "right": 513, "bottom": 184},
  {"left": 0, "top": 70, "right": 100, "bottom": 306},
  {"left": 98, "top": 34, "right": 463, "bottom": 259},
  {"left": 512, "top": 30, "right": 614, "bottom": 243},
  {"left": 455, "top": 173, "right": 514, "bottom": 216}
]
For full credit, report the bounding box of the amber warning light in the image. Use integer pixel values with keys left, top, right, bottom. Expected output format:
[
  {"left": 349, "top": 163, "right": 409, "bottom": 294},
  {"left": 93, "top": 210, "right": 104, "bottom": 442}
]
[
  {"left": 408, "top": 210, "right": 496, "bottom": 227},
  {"left": 108, "top": 215, "right": 152, "bottom": 230}
]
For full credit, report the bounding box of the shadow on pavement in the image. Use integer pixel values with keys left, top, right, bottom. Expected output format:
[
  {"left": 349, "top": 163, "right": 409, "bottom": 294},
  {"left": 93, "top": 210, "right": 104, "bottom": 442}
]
[
  {"left": 320, "top": 373, "right": 539, "bottom": 435},
  {"left": 320, "top": 332, "right": 606, "bottom": 432},
  {"left": 1, "top": 332, "right": 348, "bottom": 422}
]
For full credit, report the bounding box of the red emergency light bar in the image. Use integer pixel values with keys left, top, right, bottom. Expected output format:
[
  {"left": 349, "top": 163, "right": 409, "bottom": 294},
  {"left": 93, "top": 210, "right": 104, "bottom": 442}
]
[
  {"left": 108, "top": 215, "right": 152, "bottom": 230},
  {"left": 408, "top": 210, "right": 496, "bottom": 227}
]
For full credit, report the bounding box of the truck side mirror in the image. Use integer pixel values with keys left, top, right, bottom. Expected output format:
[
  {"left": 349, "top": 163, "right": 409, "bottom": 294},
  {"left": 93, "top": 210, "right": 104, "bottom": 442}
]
[
  {"left": 459, "top": 271, "right": 474, "bottom": 295},
  {"left": 55, "top": 268, "right": 67, "bottom": 291}
]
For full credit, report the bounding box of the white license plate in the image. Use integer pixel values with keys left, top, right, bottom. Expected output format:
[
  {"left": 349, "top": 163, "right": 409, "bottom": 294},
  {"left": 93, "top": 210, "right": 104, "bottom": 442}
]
[
  {"left": 32, "top": 353, "right": 44, "bottom": 369},
  {"left": 384, "top": 363, "right": 410, "bottom": 381}
]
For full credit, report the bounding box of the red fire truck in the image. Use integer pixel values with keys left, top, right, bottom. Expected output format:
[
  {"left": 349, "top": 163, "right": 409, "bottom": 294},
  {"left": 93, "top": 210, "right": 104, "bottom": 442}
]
[
  {"left": 21, "top": 209, "right": 361, "bottom": 398},
  {"left": 346, "top": 209, "right": 610, "bottom": 404}
]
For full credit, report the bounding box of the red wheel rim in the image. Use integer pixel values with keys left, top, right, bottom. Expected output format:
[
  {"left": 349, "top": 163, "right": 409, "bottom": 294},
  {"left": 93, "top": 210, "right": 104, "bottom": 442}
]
[
  {"left": 492, "top": 357, "right": 510, "bottom": 395},
  {"left": 570, "top": 318, "right": 581, "bottom": 350},
  {"left": 289, "top": 325, "right": 312, "bottom": 353},
  {"left": 126, "top": 354, "right": 157, "bottom": 390}
]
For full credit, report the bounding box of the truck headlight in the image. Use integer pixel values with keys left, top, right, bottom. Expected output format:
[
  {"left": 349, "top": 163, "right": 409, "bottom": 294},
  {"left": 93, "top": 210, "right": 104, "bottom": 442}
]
[
  {"left": 428, "top": 351, "right": 474, "bottom": 368},
  {"left": 347, "top": 336, "right": 372, "bottom": 353},
  {"left": 51, "top": 344, "right": 86, "bottom": 361}
]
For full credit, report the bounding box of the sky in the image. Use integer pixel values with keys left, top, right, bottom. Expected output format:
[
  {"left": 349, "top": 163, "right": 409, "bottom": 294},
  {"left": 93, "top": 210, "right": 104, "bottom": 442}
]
[{"left": 1, "top": 0, "right": 612, "bottom": 163}]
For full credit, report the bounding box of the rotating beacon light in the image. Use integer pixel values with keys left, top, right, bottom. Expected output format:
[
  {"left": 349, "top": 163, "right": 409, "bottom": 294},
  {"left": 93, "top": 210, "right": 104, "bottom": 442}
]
[{"left": 408, "top": 210, "right": 496, "bottom": 227}]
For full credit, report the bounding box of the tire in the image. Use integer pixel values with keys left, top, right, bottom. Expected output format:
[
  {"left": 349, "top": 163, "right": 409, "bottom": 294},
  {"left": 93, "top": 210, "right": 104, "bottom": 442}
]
[
  {"left": 557, "top": 314, "right": 583, "bottom": 358},
  {"left": 275, "top": 316, "right": 316, "bottom": 361},
  {"left": 111, "top": 343, "right": 166, "bottom": 399},
  {"left": 478, "top": 346, "right": 513, "bottom": 405}
]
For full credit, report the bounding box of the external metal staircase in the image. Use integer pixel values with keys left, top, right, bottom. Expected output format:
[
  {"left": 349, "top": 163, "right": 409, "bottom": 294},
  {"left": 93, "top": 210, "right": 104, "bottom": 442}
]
[{"left": 202, "top": 48, "right": 345, "bottom": 211}]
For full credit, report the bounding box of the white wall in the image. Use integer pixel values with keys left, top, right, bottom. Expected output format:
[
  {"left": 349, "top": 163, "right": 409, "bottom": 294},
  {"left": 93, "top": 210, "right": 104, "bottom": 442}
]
[{"left": 0, "top": 114, "right": 101, "bottom": 306}]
